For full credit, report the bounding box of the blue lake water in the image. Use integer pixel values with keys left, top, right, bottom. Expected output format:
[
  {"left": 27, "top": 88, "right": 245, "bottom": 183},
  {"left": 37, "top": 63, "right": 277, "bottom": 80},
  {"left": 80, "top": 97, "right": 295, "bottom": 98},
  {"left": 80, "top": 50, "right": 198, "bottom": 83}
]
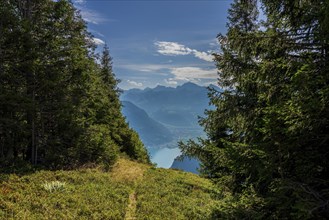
[{"left": 150, "top": 147, "right": 181, "bottom": 168}]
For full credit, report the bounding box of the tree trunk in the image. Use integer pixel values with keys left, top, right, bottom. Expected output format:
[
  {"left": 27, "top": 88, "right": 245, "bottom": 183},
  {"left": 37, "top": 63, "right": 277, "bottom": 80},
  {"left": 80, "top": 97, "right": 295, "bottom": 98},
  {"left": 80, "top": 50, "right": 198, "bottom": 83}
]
[{"left": 23, "top": 0, "right": 37, "bottom": 165}]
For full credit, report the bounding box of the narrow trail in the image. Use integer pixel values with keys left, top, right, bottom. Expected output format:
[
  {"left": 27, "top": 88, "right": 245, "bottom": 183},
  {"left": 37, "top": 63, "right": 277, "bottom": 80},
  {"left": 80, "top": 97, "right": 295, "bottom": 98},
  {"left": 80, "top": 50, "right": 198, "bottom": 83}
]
[
  {"left": 110, "top": 159, "right": 148, "bottom": 220},
  {"left": 124, "top": 192, "right": 137, "bottom": 220}
]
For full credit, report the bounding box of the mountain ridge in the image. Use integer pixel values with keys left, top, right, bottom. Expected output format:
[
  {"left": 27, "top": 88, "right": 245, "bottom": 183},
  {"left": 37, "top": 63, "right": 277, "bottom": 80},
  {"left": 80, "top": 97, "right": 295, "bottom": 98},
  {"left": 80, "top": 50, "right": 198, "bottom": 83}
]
[
  {"left": 121, "top": 82, "right": 217, "bottom": 128},
  {"left": 120, "top": 82, "right": 216, "bottom": 170},
  {"left": 121, "top": 101, "right": 173, "bottom": 146}
]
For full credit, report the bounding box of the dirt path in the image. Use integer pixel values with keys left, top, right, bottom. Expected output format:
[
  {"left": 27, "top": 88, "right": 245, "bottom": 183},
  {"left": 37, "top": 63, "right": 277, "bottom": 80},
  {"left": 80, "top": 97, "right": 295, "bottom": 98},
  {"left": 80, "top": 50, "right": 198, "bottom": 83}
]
[
  {"left": 110, "top": 159, "right": 147, "bottom": 183},
  {"left": 124, "top": 192, "right": 137, "bottom": 220},
  {"left": 110, "top": 159, "right": 148, "bottom": 220}
]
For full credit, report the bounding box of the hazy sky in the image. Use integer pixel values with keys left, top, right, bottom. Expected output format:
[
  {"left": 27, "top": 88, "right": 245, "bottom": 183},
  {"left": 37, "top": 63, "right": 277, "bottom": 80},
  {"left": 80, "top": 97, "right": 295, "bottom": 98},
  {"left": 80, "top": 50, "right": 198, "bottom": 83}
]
[{"left": 73, "top": 0, "right": 232, "bottom": 89}]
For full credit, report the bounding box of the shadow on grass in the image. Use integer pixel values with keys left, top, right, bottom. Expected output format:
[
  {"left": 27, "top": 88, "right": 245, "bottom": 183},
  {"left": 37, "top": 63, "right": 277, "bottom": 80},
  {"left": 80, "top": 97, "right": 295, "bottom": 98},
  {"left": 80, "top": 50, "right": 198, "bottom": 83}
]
[{"left": 0, "top": 159, "right": 45, "bottom": 178}]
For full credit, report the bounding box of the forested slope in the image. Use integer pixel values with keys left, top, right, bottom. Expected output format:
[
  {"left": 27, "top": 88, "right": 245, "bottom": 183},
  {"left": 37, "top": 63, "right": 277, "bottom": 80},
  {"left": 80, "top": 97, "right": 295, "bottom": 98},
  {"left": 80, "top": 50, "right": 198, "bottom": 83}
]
[{"left": 0, "top": 0, "right": 149, "bottom": 168}]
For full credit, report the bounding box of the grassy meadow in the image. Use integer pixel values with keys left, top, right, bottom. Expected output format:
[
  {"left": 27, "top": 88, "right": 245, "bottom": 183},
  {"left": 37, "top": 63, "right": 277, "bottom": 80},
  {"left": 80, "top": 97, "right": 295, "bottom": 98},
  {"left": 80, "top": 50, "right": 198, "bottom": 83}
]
[{"left": 0, "top": 159, "right": 219, "bottom": 219}]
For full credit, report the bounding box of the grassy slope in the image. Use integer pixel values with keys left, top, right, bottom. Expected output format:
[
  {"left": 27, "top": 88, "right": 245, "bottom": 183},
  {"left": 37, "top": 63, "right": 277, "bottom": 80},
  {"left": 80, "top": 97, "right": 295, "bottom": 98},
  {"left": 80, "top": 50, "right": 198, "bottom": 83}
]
[{"left": 0, "top": 159, "right": 219, "bottom": 220}]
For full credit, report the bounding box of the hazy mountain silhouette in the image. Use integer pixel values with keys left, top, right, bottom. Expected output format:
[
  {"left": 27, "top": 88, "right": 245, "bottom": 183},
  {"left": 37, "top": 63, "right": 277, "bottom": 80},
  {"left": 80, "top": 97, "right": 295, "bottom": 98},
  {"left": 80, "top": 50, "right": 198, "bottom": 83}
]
[
  {"left": 121, "top": 83, "right": 220, "bottom": 172},
  {"left": 121, "top": 82, "right": 216, "bottom": 128},
  {"left": 121, "top": 101, "right": 173, "bottom": 146},
  {"left": 171, "top": 156, "right": 200, "bottom": 174}
]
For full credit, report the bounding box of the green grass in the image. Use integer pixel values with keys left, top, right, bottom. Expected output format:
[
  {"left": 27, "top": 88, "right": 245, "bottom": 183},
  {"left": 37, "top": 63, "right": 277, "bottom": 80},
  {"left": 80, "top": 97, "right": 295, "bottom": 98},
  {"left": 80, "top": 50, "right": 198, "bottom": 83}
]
[
  {"left": 135, "top": 168, "right": 219, "bottom": 220},
  {"left": 0, "top": 159, "right": 218, "bottom": 219},
  {"left": 0, "top": 168, "right": 131, "bottom": 219}
]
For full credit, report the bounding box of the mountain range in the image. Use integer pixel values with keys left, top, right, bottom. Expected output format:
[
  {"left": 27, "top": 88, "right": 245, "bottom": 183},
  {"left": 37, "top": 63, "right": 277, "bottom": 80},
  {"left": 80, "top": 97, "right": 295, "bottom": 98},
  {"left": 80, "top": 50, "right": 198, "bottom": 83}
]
[
  {"left": 121, "top": 82, "right": 211, "bottom": 128},
  {"left": 121, "top": 82, "right": 217, "bottom": 146},
  {"left": 120, "top": 82, "right": 219, "bottom": 171},
  {"left": 121, "top": 101, "right": 173, "bottom": 146}
]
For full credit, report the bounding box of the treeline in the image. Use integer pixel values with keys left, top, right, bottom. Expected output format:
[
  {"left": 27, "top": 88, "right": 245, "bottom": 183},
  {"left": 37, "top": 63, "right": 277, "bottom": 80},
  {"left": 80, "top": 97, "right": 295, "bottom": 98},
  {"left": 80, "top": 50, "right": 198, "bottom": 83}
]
[
  {"left": 181, "top": 0, "right": 329, "bottom": 218},
  {"left": 0, "top": 0, "right": 149, "bottom": 168}
]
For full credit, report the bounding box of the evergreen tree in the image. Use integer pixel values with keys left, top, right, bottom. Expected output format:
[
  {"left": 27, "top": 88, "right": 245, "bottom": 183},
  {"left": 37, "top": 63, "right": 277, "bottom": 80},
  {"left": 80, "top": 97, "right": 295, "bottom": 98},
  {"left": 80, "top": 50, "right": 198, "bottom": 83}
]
[
  {"left": 98, "top": 45, "right": 149, "bottom": 163},
  {"left": 181, "top": 0, "right": 329, "bottom": 218},
  {"left": 0, "top": 2, "right": 28, "bottom": 163},
  {"left": 0, "top": 0, "right": 149, "bottom": 168}
]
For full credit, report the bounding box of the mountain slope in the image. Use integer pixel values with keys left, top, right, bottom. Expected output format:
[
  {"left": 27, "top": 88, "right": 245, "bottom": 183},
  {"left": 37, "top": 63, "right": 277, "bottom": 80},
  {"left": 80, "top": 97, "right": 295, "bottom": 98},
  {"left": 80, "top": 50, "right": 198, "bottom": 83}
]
[
  {"left": 0, "top": 159, "right": 219, "bottom": 219},
  {"left": 171, "top": 156, "right": 200, "bottom": 174},
  {"left": 121, "top": 82, "right": 215, "bottom": 128},
  {"left": 121, "top": 101, "right": 173, "bottom": 146}
]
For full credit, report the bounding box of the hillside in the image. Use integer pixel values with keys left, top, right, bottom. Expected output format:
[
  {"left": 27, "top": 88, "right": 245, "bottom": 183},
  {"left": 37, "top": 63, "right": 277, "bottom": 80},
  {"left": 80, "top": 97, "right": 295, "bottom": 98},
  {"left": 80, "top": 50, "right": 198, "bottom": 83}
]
[
  {"left": 170, "top": 156, "right": 200, "bottom": 174},
  {"left": 121, "top": 101, "right": 173, "bottom": 146},
  {"left": 121, "top": 83, "right": 219, "bottom": 143},
  {"left": 0, "top": 159, "right": 219, "bottom": 219},
  {"left": 121, "top": 82, "right": 215, "bottom": 128},
  {"left": 120, "top": 83, "right": 212, "bottom": 171}
]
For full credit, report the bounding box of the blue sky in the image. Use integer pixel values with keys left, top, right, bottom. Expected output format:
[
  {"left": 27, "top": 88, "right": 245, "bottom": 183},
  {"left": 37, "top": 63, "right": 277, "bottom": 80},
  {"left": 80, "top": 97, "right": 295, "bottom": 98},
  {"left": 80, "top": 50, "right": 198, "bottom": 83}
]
[{"left": 73, "top": 0, "right": 232, "bottom": 89}]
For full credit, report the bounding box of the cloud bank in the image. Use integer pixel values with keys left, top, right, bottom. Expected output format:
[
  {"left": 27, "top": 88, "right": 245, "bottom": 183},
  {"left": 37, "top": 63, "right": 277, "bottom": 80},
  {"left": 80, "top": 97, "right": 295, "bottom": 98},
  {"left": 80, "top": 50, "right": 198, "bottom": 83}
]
[
  {"left": 170, "top": 67, "right": 217, "bottom": 80},
  {"left": 155, "top": 41, "right": 213, "bottom": 62}
]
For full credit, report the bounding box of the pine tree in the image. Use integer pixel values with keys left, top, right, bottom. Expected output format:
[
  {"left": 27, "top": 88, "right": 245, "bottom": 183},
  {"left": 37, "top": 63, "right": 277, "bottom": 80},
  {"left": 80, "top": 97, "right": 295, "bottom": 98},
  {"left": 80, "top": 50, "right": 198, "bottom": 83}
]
[
  {"left": 0, "top": 0, "right": 149, "bottom": 168},
  {"left": 181, "top": 0, "right": 329, "bottom": 218},
  {"left": 99, "top": 45, "right": 149, "bottom": 163}
]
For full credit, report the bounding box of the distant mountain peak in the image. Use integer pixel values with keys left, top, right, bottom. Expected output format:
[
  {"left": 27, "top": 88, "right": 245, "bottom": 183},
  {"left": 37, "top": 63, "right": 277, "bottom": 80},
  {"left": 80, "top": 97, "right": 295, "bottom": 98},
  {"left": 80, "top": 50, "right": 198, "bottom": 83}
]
[
  {"left": 155, "top": 85, "right": 167, "bottom": 89},
  {"left": 182, "top": 82, "right": 199, "bottom": 87},
  {"left": 154, "top": 85, "right": 168, "bottom": 90},
  {"left": 179, "top": 82, "right": 200, "bottom": 88}
]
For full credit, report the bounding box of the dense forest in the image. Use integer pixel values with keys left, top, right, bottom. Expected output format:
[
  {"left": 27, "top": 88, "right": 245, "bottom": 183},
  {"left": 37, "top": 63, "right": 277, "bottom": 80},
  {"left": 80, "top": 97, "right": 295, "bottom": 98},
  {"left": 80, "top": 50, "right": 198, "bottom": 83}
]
[
  {"left": 0, "top": 0, "right": 149, "bottom": 168},
  {"left": 181, "top": 0, "right": 329, "bottom": 219},
  {"left": 181, "top": 0, "right": 329, "bottom": 218}
]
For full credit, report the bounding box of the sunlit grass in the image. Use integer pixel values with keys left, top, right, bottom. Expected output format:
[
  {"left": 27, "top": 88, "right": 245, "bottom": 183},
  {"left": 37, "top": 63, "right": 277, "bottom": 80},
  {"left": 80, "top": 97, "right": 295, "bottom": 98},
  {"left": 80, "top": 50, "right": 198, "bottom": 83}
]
[
  {"left": 0, "top": 159, "right": 218, "bottom": 219},
  {"left": 135, "top": 168, "right": 219, "bottom": 219},
  {"left": 0, "top": 167, "right": 132, "bottom": 219}
]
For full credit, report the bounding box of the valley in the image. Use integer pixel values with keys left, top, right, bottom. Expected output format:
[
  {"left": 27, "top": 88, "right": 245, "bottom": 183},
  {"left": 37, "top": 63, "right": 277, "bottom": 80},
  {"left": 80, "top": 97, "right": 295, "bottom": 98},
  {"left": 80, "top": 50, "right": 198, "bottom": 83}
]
[{"left": 121, "top": 82, "right": 215, "bottom": 170}]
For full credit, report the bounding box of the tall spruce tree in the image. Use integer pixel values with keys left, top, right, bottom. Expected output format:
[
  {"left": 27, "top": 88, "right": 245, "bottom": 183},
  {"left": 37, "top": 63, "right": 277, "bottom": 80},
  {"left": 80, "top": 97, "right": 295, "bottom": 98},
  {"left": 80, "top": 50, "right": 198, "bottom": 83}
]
[
  {"left": 180, "top": 0, "right": 329, "bottom": 218},
  {"left": 98, "top": 45, "right": 149, "bottom": 163},
  {"left": 0, "top": 0, "right": 149, "bottom": 168},
  {"left": 0, "top": 0, "right": 95, "bottom": 166}
]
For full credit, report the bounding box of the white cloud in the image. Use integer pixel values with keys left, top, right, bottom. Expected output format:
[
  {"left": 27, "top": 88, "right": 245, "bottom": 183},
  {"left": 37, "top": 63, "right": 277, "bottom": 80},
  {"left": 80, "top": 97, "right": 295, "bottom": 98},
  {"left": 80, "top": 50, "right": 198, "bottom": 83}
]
[
  {"left": 118, "top": 64, "right": 169, "bottom": 73},
  {"left": 155, "top": 41, "right": 192, "bottom": 56},
  {"left": 164, "top": 78, "right": 178, "bottom": 85},
  {"left": 92, "top": 38, "right": 105, "bottom": 45},
  {"left": 127, "top": 80, "right": 143, "bottom": 87},
  {"left": 79, "top": 10, "right": 109, "bottom": 24},
  {"left": 170, "top": 67, "right": 218, "bottom": 80},
  {"left": 192, "top": 50, "right": 213, "bottom": 62},
  {"left": 154, "top": 41, "right": 214, "bottom": 62},
  {"left": 73, "top": 0, "right": 111, "bottom": 25}
]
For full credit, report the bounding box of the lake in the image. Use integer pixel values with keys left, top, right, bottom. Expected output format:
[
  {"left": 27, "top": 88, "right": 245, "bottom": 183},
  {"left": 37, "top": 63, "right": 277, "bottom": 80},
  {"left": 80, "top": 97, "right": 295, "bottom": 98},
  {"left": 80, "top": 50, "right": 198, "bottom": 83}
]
[{"left": 149, "top": 147, "right": 181, "bottom": 168}]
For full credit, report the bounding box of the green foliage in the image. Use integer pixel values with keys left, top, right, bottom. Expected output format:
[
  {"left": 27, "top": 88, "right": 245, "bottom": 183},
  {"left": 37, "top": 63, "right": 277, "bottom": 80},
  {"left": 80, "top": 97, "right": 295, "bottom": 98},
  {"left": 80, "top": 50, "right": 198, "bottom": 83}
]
[
  {"left": 181, "top": 0, "right": 329, "bottom": 218},
  {"left": 75, "top": 125, "right": 119, "bottom": 167},
  {"left": 0, "top": 0, "right": 149, "bottom": 168}
]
